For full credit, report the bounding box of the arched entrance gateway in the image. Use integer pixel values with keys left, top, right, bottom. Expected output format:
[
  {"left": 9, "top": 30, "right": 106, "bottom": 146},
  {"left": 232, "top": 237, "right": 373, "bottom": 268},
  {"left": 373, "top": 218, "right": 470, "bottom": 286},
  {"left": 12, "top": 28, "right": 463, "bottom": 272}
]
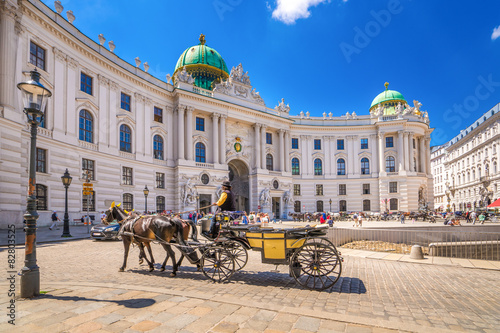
[{"left": 228, "top": 159, "right": 250, "bottom": 212}]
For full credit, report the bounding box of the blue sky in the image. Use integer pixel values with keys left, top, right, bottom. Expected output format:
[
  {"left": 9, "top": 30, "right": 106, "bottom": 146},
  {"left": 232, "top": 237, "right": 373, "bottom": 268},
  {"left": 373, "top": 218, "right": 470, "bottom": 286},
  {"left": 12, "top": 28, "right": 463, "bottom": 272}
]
[{"left": 42, "top": 0, "right": 500, "bottom": 146}]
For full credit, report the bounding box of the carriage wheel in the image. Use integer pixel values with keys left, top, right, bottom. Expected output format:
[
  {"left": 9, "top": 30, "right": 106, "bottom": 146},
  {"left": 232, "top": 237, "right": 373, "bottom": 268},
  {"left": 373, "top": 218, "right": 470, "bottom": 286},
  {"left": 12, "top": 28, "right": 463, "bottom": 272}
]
[
  {"left": 290, "top": 239, "right": 342, "bottom": 290},
  {"left": 201, "top": 245, "right": 235, "bottom": 283},
  {"left": 224, "top": 241, "right": 248, "bottom": 271}
]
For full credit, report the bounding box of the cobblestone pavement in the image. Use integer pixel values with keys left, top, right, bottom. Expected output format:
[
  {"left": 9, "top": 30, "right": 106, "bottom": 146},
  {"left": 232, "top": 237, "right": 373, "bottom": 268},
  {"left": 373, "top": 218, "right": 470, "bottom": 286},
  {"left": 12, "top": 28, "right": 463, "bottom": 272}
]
[{"left": 1, "top": 239, "right": 500, "bottom": 332}]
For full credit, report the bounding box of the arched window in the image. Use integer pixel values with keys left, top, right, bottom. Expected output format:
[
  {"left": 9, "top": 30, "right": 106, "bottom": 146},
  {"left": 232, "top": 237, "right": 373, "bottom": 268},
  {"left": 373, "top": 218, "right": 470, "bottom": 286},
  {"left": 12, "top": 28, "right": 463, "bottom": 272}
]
[
  {"left": 156, "top": 196, "right": 165, "bottom": 213},
  {"left": 361, "top": 157, "right": 370, "bottom": 175},
  {"left": 494, "top": 161, "right": 498, "bottom": 174},
  {"left": 195, "top": 142, "right": 205, "bottom": 163},
  {"left": 339, "top": 200, "right": 347, "bottom": 212},
  {"left": 79, "top": 110, "right": 93, "bottom": 143},
  {"left": 337, "top": 158, "right": 346, "bottom": 175},
  {"left": 153, "top": 135, "right": 164, "bottom": 160},
  {"left": 123, "top": 193, "right": 133, "bottom": 211},
  {"left": 363, "top": 199, "right": 371, "bottom": 211},
  {"left": 36, "top": 184, "right": 47, "bottom": 210},
  {"left": 120, "top": 124, "right": 132, "bottom": 152},
  {"left": 472, "top": 169, "right": 476, "bottom": 180},
  {"left": 386, "top": 156, "right": 395, "bottom": 172},
  {"left": 390, "top": 198, "right": 398, "bottom": 210},
  {"left": 291, "top": 158, "right": 300, "bottom": 175},
  {"left": 314, "top": 158, "right": 322, "bottom": 175},
  {"left": 467, "top": 172, "right": 470, "bottom": 183},
  {"left": 266, "top": 154, "right": 273, "bottom": 171}
]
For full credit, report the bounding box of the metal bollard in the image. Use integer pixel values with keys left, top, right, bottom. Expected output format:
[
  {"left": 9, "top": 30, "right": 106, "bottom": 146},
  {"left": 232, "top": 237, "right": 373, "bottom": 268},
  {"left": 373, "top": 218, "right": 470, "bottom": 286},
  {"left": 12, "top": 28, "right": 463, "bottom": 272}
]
[{"left": 410, "top": 245, "right": 425, "bottom": 259}]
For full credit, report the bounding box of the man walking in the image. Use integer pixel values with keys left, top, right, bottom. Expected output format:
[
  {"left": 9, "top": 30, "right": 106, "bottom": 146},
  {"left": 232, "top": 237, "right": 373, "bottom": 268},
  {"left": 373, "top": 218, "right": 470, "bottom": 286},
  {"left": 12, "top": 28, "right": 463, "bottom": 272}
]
[{"left": 50, "top": 211, "right": 60, "bottom": 230}]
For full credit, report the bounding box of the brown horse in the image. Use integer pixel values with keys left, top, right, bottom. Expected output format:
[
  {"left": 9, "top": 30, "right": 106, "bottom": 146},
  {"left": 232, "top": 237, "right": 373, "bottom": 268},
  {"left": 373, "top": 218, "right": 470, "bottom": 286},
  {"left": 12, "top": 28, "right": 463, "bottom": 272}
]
[{"left": 104, "top": 205, "right": 198, "bottom": 276}]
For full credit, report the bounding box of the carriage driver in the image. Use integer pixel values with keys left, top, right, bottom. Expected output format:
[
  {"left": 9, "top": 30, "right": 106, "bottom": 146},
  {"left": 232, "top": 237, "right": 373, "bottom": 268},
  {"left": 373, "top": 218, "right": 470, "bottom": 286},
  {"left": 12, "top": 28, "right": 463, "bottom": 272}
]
[{"left": 205, "top": 181, "right": 236, "bottom": 238}]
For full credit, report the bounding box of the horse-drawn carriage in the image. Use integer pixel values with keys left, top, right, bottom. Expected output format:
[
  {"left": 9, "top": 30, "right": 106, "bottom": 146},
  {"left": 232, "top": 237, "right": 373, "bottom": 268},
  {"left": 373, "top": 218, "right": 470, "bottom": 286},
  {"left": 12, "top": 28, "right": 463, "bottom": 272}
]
[
  {"left": 106, "top": 205, "right": 343, "bottom": 291},
  {"left": 195, "top": 212, "right": 343, "bottom": 290}
]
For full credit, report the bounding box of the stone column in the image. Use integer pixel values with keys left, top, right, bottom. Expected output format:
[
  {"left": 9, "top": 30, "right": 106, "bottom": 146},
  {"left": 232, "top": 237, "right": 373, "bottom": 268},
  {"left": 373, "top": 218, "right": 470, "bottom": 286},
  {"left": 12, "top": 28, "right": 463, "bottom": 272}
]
[
  {"left": 324, "top": 136, "right": 331, "bottom": 176},
  {"left": 219, "top": 115, "right": 227, "bottom": 164},
  {"left": 279, "top": 129, "right": 285, "bottom": 172},
  {"left": 66, "top": 58, "right": 78, "bottom": 137},
  {"left": 254, "top": 124, "right": 261, "bottom": 169},
  {"left": 177, "top": 105, "right": 185, "bottom": 160},
  {"left": 52, "top": 48, "right": 67, "bottom": 139},
  {"left": 0, "top": 4, "right": 19, "bottom": 112},
  {"left": 308, "top": 136, "right": 314, "bottom": 175},
  {"left": 109, "top": 81, "right": 119, "bottom": 148},
  {"left": 378, "top": 132, "right": 385, "bottom": 173},
  {"left": 352, "top": 135, "right": 359, "bottom": 175},
  {"left": 347, "top": 136, "right": 354, "bottom": 175},
  {"left": 409, "top": 133, "right": 415, "bottom": 172},
  {"left": 212, "top": 113, "right": 219, "bottom": 164},
  {"left": 186, "top": 106, "right": 194, "bottom": 161},
  {"left": 97, "top": 74, "right": 109, "bottom": 147},
  {"left": 261, "top": 125, "right": 267, "bottom": 169},
  {"left": 285, "top": 131, "right": 291, "bottom": 172},
  {"left": 397, "top": 130, "right": 404, "bottom": 173},
  {"left": 300, "top": 135, "right": 308, "bottom": 175},
  {"left": 419, "top": 136, "right": 426, "bottom": 173},
  {"left": 425, "top": 135, "right": 432, "bottom": 175},
  {"left": 403, "top": 132, "right": 410, "bottom": 171},
  {"left": 370, "top": 134, "right": 378, "bottom": 174},
  {"left": 166, "top": 106, "right": 174, "bottom": 162},
  {"left": 331, "top": 136, "right": 337, "bottom": 176},
  {"left": 134, "top": 93, "right": 145, "bottom": 155}
]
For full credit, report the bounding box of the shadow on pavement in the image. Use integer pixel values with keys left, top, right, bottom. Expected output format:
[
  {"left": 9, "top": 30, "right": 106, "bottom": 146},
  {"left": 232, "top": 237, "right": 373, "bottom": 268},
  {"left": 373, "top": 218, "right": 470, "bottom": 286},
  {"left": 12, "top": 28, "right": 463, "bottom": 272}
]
[
  {"left": 127, "top": 264, "right": 367, "bottom": 294},
  {"left": 37, "top": 293, "right": 156, "bottom": 308}
]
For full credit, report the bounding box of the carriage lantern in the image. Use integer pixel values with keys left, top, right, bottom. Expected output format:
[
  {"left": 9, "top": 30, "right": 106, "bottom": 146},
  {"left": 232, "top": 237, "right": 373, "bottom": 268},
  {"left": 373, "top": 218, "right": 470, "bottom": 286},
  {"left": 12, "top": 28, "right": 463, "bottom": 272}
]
[{"left": 17, "top": 69, "right": 52, "bottom": 298}]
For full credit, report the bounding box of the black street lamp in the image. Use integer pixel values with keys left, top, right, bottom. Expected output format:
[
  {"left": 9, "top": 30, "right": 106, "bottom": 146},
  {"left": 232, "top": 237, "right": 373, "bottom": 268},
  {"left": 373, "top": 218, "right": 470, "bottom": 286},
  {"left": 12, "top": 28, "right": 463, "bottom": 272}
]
[
  {"left": 329, "top": 199, "right": 332, "bottom": 212},
  {"left": 143, "top": 185, "right": 149, "bottom": 213},
  {"left": 61, "top": 169, "right": 72, "bottom": 237},
  {"left": 17, "top": 69, "right": 52, "bottom": 298}
]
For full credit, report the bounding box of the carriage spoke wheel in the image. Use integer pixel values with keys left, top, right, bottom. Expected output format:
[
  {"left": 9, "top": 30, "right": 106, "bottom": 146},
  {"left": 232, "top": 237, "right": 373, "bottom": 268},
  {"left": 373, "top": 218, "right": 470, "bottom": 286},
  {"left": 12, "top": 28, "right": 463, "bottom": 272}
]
[
  {"left": 201, "top": 245, "right": 236, "bottom": 283},
  {"left": 224, "top": 241, "right": 248, "bottom": 271},
  {"left": 290, "top": 239, "right": 342, "bottom": 290}
]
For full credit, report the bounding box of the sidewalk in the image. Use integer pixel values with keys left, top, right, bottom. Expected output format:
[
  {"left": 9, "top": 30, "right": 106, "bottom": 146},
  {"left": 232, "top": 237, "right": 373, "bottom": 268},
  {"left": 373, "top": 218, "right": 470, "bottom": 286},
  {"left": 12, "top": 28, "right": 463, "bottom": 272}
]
[{"left": 0, "top": 224, "right": 91, "bottom": 246}]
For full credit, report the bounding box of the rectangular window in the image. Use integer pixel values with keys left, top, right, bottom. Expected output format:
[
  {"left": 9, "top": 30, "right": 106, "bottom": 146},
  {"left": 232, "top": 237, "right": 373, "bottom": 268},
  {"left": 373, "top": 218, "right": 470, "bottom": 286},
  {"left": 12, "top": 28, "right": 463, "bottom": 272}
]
[
  {"left": 294, "top": 201, "right": 301, "bottom": 213},
  {"left": 361, "top": 138, "right": 368, "bottom": 149},
  {"left": 363, "top": 184, "right": 370, "bottom": 195},
  {"left": 82, "top": 191, "right": 95, "bottom": 211},
  {"left": 315, "top": 184, "right": 323, "bottom": 196},
  {"left": 339, "top": 184, "right": 346, "bottom": 196},
  {"left": 122, "top": 167, "right": 133, "bottom": 185},
  {"left": 156, "top": 172, "right": 165, "bottom": 189},
  {"left": 314, "top": 139, "right": 321, "bottom": 150},
  {"left": 386, "top": 137, "right": 394, "bottom": 148},
  {"left": 316, "top": 201, "right": 323, "bottom": 212},
  {"left": 413, "top": 138, "right": 416, "bottom": 149},
  {"left": 121, "top": 93, "right": 131, "bottom": 111},
  {"left": 30, "top": 41, "right": 46, "bottom": 70},
  {"left": 36, "top": 148, "right": 46, "bottom": 173},
  {"left": 82, "top": 158, "right": 95, "bottom": 181},
  {"left": 293, "top": 184, "right": 301, "bottom": 196},
  {"left": 154, "top": 107, "right": 163, "bottom": 123},
  {"left": 291, "top": 138, "right": 299, "bottom": 149},
  {"left": 337, "top": 139, "right": 344, "bottom": 150},
  {"left": 266, "top": 132, "right": 272, "bottom": 144},
  {"left": 389, "top": 181, "right": 398, "bottom": 193},
  {"left": 196, "top": 117, "right": 205, "bottom": 131},
  {"left": 80, "top": 73, "right": 93, "bottom": 95}
]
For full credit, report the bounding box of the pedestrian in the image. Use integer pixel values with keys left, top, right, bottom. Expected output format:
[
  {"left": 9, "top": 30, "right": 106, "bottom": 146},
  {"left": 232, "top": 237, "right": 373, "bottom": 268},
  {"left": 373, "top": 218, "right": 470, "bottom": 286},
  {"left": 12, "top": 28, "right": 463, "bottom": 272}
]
[
  {"left": 193, "top": 211, "right": 198, "bottom": 225},
  {"left": 242, "top": 212, "right": 249, "bottom": 224},
  {"left": 50, "top": 211, "right": 60, "bottom": 230},
  {"left": 471, "top": 211, "right": 477, "bottom": 225},
  {"left": 100, "top": 211, "right": 106, "bottom": 222},
  {"left": 353, "top": 212, "right": 359, "bottom": 227},
  {"left": 479, "top": 213, "right": 486, "bottom": 224},
  {"left": 400, "top": 213, "right": 405, "bottom": 224}
]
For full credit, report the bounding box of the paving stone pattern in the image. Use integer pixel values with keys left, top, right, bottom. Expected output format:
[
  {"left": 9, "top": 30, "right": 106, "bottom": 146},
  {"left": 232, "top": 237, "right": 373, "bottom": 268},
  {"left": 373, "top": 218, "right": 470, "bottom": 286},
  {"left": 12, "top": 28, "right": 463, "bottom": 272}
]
[{"left": 1, "top": 239, "right": 499, "bottom": 332}]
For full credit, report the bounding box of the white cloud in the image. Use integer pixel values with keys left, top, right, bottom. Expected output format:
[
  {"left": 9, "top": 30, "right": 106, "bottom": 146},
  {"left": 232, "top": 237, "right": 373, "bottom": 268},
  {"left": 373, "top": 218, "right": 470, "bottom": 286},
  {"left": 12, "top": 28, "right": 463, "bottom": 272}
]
[
  {"left": 492, "top": 25, "right": 500, "bottom": 40},
  {"left": 271, "top": 0, "right": 332, "bottom": 25}
]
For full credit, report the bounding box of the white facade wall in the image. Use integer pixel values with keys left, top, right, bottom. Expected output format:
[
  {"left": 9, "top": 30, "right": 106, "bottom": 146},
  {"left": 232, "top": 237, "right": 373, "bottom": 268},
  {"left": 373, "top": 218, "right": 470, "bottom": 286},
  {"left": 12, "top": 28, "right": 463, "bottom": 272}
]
[{"left": 0, "top": 0, "right": 434, "bottom": 227}]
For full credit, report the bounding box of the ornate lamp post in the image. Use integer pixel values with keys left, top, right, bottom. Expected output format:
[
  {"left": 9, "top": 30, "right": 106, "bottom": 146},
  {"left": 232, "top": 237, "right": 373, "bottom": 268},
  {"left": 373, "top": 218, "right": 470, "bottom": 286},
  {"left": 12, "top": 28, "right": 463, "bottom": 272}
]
[
  {"left": 17, "top": 69, "right": 52, "bottom": 298},
  {"left": 329, "top": 198, "right": 332, "bottom": 212},
  {"left": 143, "top": 185, "right": 149, "bottom": 213},
  {"left": 61, "top": 169, "right": 72, "bottom": 237}
]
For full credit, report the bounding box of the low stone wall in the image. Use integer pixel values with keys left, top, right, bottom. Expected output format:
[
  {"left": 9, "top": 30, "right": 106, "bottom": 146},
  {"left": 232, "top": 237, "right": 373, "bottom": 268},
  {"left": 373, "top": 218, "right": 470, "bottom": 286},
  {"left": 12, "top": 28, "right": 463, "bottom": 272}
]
[{"left": 429, "top": 241, "right": 500, "bottom": 260}]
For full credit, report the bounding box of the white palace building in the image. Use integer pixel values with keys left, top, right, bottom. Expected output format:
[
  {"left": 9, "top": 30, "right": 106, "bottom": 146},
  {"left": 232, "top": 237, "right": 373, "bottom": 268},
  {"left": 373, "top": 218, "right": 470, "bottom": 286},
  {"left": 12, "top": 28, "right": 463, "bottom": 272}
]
[{"left": 0, "top": 0, "right": 434, "bottom": 227}]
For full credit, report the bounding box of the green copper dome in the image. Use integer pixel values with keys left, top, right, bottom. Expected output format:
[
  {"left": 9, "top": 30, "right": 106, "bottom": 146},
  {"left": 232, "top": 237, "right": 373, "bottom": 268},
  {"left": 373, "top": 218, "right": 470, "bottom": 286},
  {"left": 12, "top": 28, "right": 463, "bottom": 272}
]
[
  {"left": 370, "top": 82, "right": 406, "bottom": 110},
  {"left": 174, "top": 34, "right": 229, "bottom": 90}
]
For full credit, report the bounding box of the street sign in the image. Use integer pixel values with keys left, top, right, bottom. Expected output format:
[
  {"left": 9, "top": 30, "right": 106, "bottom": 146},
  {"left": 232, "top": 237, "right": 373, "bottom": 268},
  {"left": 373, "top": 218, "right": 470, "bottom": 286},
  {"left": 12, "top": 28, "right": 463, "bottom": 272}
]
[
  {"left": 82, "top": 191, "right": 93, "bottom": 196},
  {"left": 83, "top": 183, "right": 92, "bottom": 186}
]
